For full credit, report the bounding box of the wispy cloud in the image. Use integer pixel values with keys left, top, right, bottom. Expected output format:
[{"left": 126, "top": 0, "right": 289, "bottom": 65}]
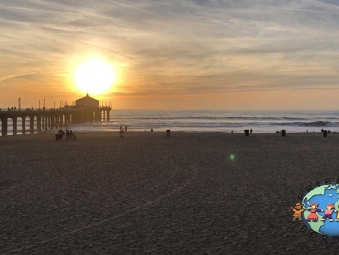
[{"left": 1, "top": 0, "right": 339, "bottom": 109}]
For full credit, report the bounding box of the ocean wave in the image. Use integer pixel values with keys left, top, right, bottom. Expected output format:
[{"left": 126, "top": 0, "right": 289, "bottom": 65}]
[
  {"left": 278, "top": 121, "right": 334, "bottom": 127},
  {"left": 113, "top": 116, "right": 310, "bottom": 121},
  {"left": 9, "top": 119, "right": 315, "bottom": 127},
  {"left": 73, "top": 120, "right": 338, "bottom": 129}
]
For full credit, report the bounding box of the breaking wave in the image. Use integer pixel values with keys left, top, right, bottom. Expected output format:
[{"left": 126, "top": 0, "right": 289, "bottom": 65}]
[{"left": 278, "top": 121, "right": 334, "bottom": 127}]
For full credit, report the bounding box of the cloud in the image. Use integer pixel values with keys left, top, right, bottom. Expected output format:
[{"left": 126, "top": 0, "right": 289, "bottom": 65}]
[{"left": 1, "top": 0, "right": 339, "bottom": 108}]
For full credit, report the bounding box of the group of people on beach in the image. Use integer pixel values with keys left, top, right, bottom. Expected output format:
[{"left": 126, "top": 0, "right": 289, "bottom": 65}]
[
  {"left": 57, "top": 129, "right": 76, "bottom": 140},
  {"left": 291, "top": 202, "right": 339, "bottom": 222}
]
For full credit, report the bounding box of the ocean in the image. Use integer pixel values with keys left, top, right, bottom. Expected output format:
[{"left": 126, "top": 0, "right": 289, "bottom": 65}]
[{"left": 2, "top": 110, "right": 338, "bottom": 136}]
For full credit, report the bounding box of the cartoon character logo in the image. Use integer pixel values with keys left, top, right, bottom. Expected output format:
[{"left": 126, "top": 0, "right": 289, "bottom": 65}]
[
  {"left": 291, "top": 202, "right": 304, "bottom": 221},
  {"left": 306, "top": 203, "right": 321, "bottom": 222},
  {"left": 321, "top": 204, "right": 335, "bottom": 222}
]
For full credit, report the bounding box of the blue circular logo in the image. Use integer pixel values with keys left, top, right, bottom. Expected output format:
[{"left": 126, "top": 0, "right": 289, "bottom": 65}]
[{"left": 302, "top": 184, "right": 339, "bottom": 236}]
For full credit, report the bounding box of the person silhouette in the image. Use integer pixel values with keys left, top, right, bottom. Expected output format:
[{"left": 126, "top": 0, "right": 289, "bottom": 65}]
[{"left": 66, "top": 129, "right": 69, "bottom": 140}]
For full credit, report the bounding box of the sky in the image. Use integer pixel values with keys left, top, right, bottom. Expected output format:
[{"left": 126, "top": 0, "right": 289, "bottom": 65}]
[{"left": 1, "top": 0, "right": 339, "bottom": 110}]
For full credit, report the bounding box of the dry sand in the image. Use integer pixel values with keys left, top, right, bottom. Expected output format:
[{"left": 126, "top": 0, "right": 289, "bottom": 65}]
[{"left": 1, "top": 131, "right": 339, "bottom": 254}]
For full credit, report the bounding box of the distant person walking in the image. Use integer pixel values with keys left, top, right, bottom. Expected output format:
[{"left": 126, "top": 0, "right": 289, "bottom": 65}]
[{"left": 125, "top": 125, "right": 127, "bottom": 132}]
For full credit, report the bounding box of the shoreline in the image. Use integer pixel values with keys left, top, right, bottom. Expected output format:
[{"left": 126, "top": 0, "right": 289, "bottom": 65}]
[
  {"left": 0, "top": 130, "right": 335, "bottom": 137},
  {"left": 0, "top": 130, "right": 336, "bottom": 142}
]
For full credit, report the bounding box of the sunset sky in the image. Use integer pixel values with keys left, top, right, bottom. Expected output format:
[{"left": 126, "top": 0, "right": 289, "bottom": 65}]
[{"left": 1, "top": 0, "right": 339, "bottom": 110}]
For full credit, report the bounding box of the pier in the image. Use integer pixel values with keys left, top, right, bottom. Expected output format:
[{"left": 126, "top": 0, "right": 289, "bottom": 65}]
[
  {"left": 0, "top": 94, "right": 111, "bottom": 136},
  {"left": 0, "top": 106, "right": 111, "bottom": 136}
]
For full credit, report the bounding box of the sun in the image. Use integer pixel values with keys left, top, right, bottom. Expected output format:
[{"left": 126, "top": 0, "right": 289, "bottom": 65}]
[{"left": 74, "top": 58, "right": 116, "bottom": 95}]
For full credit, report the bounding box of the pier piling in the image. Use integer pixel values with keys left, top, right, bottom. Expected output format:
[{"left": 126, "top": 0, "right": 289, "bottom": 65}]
[{"left": 0, "top": 106, "right": 111, "bottom": 136}]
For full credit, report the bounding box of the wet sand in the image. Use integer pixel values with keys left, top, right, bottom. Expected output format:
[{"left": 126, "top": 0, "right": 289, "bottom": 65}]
[{"left": 1, "top": 132, "right": 339, "bottom": 254}]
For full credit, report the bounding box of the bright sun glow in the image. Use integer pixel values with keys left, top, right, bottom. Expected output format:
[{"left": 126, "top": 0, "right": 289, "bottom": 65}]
[{"left": 74, "top": 58, "right": 116, "bottom": 95}]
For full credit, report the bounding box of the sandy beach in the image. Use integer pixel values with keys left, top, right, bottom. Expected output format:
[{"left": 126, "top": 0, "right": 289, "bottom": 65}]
[{"left": 1, "top": 131, "right": 339, "bottom": 254}]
